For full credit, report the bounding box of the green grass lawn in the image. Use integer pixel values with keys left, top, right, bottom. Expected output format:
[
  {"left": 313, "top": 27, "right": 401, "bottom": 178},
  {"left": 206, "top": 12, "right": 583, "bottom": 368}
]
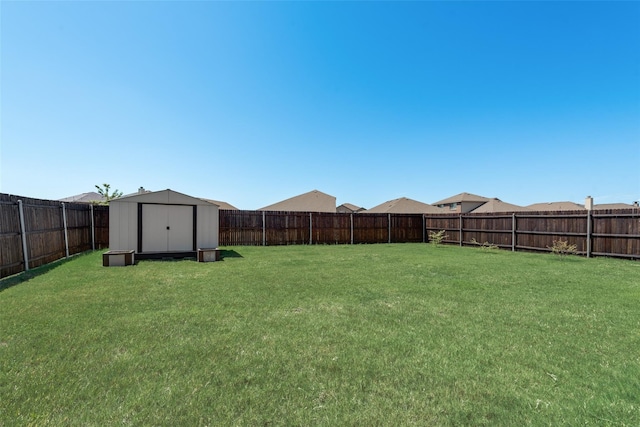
[{"left": 1, "top": 244, "right": 639, "bottom": 426}]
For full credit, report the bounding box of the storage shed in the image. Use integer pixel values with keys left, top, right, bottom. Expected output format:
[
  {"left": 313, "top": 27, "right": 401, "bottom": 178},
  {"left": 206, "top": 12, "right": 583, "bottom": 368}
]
[{"left": 108, "top": 189, "right": 219, "bottom": 260}]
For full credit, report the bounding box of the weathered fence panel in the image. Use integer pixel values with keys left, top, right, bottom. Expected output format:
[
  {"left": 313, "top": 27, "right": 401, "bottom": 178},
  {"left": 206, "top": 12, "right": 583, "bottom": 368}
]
[
  {"left": 390, "top": 214, "right": 424, "bottom": 243},
  {"left": 219, "top": 210, "right": 263, "bottom": 246},
  {"left": 0, "top": 193, "right": 109, "bottom": 278},
  {"left": 353, "top": 214, "right": 389, "bottom": 244},
  {"left": 591, "top": 209, "right": 640, "bottom": 258},
  {"left": 425, "top": 209, "right": 639, "bottom": 259},
  {"left": 0, "top": 198, "right": 23, "bottom": 277}
]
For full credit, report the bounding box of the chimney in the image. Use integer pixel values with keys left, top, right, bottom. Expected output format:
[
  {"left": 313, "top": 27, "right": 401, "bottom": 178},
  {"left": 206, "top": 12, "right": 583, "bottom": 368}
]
[
  {"left": 633, "top": 201, "right": 639, "bottom": 208},
  {"left": 139, "top": 187, "right": 146, "bottom": 194},
  {"left": 585, "top": 196, "right": 593, "bottom": 211}
]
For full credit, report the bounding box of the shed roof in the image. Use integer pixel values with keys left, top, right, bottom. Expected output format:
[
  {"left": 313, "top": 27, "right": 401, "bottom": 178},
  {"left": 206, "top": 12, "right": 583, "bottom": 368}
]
[
  {"left": 112, "top": 189, "right": 218, "bottom": 206},
  {"left": 259, "top": 190, "right": 336, "bottom": 213},
  {"left": 470, "top": 198, "right": 531, "bottom": 213},
  {"left": 432, "top": 192, "right": 491, "bottom": 205},
  {"left": 365, "top": 197, "right": 444, "bottom": 214}
]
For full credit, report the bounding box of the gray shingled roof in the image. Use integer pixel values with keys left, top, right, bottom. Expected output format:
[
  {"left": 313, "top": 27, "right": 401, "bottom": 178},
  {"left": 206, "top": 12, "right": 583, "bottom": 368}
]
[
  {"left": 59, "top": 192, "right": 106, "bottom": 203},
  {"left": 202, "top": 199, "right": 239, "bottom": 210},
  {"left": 432, "top": 192, "right": 491, "bottom": 205},
  {"left": 527, "top": 201, "right": 586, "bottom": 211},
  {"left": 593, "top": 203, "right": 636, "bottom": 210},
  {"left": 365, "top": 197, "right": 444, "bottom": 214},
  {"left": 470, "top": 198, "right": 531, "bottom": 213},
  {"left": 259, "top": 190, "right": 336, "bottom": 213}
]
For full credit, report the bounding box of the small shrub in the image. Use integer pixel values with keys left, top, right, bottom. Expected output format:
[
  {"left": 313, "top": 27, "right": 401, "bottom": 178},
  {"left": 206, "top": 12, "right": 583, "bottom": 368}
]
[
  {"left": 428, "top": 230, "right": 447, "bottom": 246},
  {"left": 470, "top": 238, "right": 499, "bottom": 250},
  {"left": 548, "top": 240, "right": 578, "bottom": 258}
]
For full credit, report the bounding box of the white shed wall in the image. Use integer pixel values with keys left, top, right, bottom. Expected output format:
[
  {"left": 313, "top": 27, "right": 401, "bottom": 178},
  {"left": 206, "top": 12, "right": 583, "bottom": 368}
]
[
  {"left": 197, "top": 204, "right": 219, "bottom": 248},
  {"left": 109, "top": 189, "right": 219, "bottom": 253},
  {"left": 109, "top": 201, "right": 139, "bottom": 251}
]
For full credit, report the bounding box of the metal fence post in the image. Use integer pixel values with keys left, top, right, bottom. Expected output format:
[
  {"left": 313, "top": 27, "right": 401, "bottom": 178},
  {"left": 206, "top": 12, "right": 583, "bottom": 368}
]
[
  {"left": 61, "top": 203, "right": 70, "bottom": 258},
  {"left": 17, "top": 200, "right": 30, "bottom": 272}
]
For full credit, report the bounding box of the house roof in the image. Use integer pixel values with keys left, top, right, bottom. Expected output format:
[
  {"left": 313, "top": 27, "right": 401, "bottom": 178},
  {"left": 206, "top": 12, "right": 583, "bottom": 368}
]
[
  {"left": 432, "top": 192, "right": 491, "bottom": 205},
  {"left": 470, "top": 198, "right": 531, "bottom": 213},
  {"left": 59, "top": 192, "right": 106, "bottom": 203},
  {"left": 365, "top": 197, "right": 444, "bottom": 214},
  {"left": 338, "top": 203, "right": 365, "bottom": 212},
  {"left": 202, "top": 199, "right": 238, "bottom": 210},
  {"left": 527, "top": 201, "right": 586, "bottom": 211},
  {"left": 259, "top": 190, "right": 336, "bottom": 213},
  {"left": 593, "top": 203, "right": 635, "bottom": 210}
]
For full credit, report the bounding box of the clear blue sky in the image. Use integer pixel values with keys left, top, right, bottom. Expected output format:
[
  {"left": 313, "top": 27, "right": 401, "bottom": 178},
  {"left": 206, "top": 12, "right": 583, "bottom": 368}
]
[{"left": 1, "top": 1, "right": 639, "bottom": 210}]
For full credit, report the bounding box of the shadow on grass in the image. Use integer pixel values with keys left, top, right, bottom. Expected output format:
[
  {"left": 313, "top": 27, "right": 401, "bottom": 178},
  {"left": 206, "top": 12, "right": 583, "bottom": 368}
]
[
  {"left": 0, "top": 257, "right": 74, "bottom": 293},
  {"left": 220, "top": 249, "right": 243, "bottom": 259}
]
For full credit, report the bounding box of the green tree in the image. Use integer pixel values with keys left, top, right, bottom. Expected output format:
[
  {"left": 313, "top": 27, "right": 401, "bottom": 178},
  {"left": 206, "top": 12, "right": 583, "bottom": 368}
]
[{"left": 95, "top": 183, "right": 123, "bottom": 204}]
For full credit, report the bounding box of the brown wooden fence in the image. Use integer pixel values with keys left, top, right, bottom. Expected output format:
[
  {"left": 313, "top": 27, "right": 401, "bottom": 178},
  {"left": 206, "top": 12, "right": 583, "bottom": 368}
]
[
  {"left": 219, "top": 211, "right": 426, "bottom": 246},
  {"left": 0, "top": 193, "right": 109, "bottom": 278},
  {"left": 2, "top": 194, "right": 638, "bottom": 279},
  {"left": 424, "top": 209, "right": 640, "bottom": 259}
]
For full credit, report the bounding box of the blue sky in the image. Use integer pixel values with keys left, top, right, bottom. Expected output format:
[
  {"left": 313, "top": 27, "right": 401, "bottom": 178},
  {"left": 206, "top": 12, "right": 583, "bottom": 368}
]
[{"left": 1, "top": 1, "right": 639, "bottom": 210}]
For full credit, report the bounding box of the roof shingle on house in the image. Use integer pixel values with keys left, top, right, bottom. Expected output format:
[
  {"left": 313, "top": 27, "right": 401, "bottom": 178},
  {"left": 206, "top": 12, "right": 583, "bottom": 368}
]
[
  {"left": 337, "top": 203, "right": 365, "bottom": 213},
  {"left": 365, "top": 197, "right": 443, "bottom": 214},
  {"left": 59, "top": 192, "right": 106, "bottom": 204},
  {"left": 470, "top": 198, "right": 531, "bottom": 213},
  {"left": 259, "top": 190, "right": 336, "bottom": 213},
  {"left": 201, "top": 199, "right": 238, "bottom": 210},
  {"left": 527, "top": 201, "right": 586, "bottom": 211},
  {"left": 593, "top": 203, "right": 636, "bottom": 210},
  {"left": 432, "top": 192, "right": 491, "bottom": 206}
]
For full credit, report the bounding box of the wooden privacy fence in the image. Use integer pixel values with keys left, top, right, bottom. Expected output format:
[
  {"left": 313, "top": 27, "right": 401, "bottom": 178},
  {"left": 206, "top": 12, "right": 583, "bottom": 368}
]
[
  {"left": 423, "top": 209, "right": 640, "bottom": 260},
  {"left": 2, "top": 197, "right": 638, "bottom": 279},
  {"left": 219, "top": 211, "right": 426, "bottom": 246},
  {"left": 0, "top": 194, "right": 109, "bottom": 278}
]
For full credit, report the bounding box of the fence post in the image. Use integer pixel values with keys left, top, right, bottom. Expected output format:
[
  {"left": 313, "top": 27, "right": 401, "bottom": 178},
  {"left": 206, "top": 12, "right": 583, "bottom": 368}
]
[
  {"left": 512, "top": 213, "right": 516, "bottom": 252},
  {"left": 459, "top": 215, "right": 463, "bottom": 246},
  {"left": 586, "top": 209, "right": 592, "bottom": 258},
  {"left": 350, "top": 213, "right": 354, "bottom": 245},
  {"left": 17, "top": 200, "right": 30, "bottom": 272},
  {"left": 262, "top": 211, "right": 266, "bottom": 246},
  {"left": 309, "top": 212, "right": 313, "bottom": 245},
  {"left": 61, "top": 202, "right": 70, "bottom": 258},
  {"left": 388, "top": 213, "right": 391, "bottom": 244},
  {"left": 422, "top": 214, "right": 426, "bottom": 243},
  {"left": 90, "top": 204, "right": 95, "bottom": 251}
]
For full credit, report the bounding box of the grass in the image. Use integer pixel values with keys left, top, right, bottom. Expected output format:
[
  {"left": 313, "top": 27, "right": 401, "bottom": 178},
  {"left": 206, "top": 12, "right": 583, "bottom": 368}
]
[{"left": 1, "top": 244, "right": 639, "bottom": 426}]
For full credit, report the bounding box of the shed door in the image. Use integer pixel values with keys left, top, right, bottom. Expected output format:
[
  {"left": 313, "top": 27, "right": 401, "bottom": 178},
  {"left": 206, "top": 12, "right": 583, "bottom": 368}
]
[{"left": 142, "top": 204, "right": 194, "bottom": 252}]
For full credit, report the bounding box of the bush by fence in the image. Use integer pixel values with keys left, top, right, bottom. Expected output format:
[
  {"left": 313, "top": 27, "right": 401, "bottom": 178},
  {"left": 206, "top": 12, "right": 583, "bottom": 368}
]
[
  {"left": 423, "top": 209, "right": 640, "bottom": 259},
  {"left": 1, "top": 192, "right": 638, "bottom": 279},
  {"left": 0, "top": 194, "right": 108, "bottom": 278}
]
